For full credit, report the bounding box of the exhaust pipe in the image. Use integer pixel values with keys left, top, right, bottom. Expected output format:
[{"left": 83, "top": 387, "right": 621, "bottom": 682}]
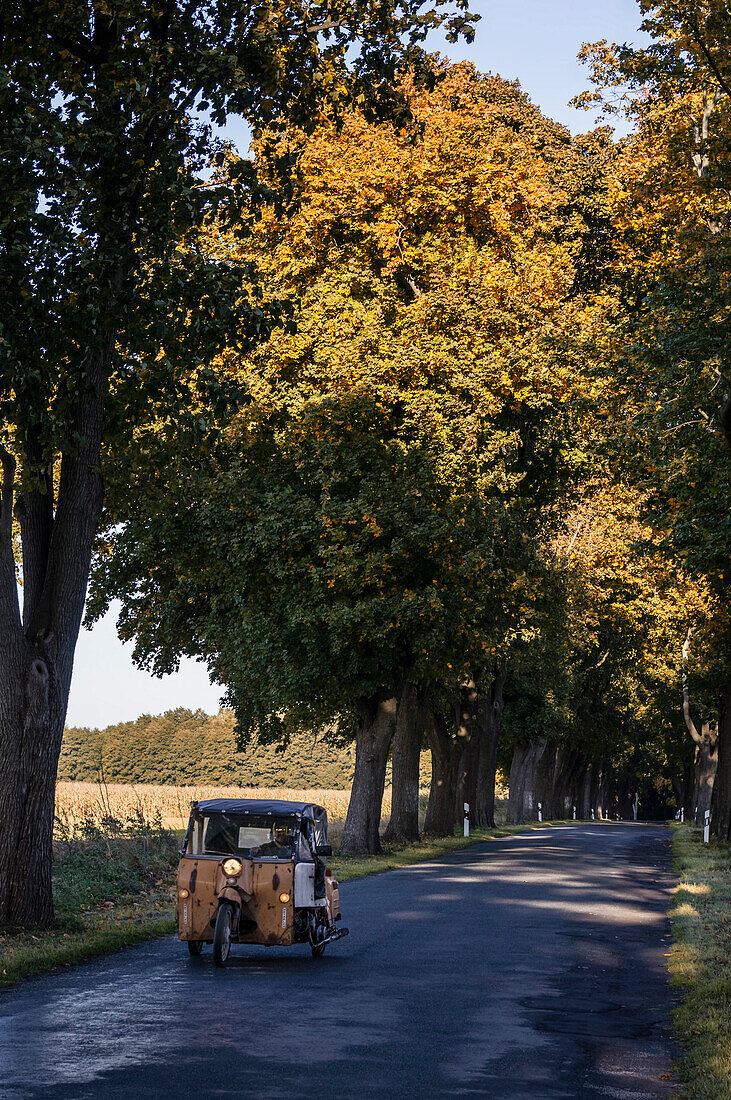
[{"left": 322, "top": 926, "right": 349, "bottom": 945}]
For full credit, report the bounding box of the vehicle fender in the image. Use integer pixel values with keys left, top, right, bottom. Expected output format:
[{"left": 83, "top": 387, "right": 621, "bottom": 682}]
[{"left": 218, "top": 887, "right": 243, "bottom": 909}]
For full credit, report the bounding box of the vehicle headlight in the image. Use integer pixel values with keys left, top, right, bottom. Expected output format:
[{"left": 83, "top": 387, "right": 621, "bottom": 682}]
[
  {"left": 279, "top": 893, "right": 290, "bottom": 903},
  {"left": 222, "top": 858, "right": 242, "bottom": 877}
]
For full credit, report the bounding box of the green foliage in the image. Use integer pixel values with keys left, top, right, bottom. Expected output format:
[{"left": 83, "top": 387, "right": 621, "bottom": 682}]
[
  {"left": 59, "top": 708, "right": 362, "bottom": 786},
  {"left": 90, "top": 64, "right": 608, "bottom": 744}
]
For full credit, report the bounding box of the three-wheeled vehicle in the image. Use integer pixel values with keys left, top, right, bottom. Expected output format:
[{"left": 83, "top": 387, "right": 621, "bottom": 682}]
[{"left": 176, "top": 798, "right": 348, "bottom": 966}]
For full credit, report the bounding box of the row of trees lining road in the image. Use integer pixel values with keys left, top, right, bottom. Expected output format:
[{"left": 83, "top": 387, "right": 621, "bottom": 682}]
[
  {"left": 0, "top": 0, "right": 478, "bottom": 927},
  {"left": 574, "top": 0, "right": 731, "bottom": 837},
  {"left": 89, "top": 49, "right": 729, "bottom": 851},
  {"left": 3, "top": 0, "right": 731, "bottom": 925},
  {"left": 89, "top": 63, "right": 612, "bottom": 853}
]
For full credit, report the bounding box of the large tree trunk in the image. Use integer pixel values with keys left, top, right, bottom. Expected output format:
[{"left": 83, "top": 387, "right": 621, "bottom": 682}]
[
  {"left": 383, "top": 684, "right": 424, "bottom": 844},
  {"left": 454, "top": 681, "right": 479, "bottom": 823},
  {"left": 682, "top": 627, "right": 719, "bottom": 826},
  {"left": 340, "top": 692, "right": 398, "bottom": 855},
  {"left": 0, "top": 355, "right": 107, "bottom": 927},
  {"left": 592, "top": 764, "right": 606, "bottom": 819},
  {"left": 474, "top": 669, "right": 506, "bottom": 828},
  {"left": 712, "top": 679, "right": 731, "bottom": 841},
  {"left": 579, "top": 762, "right": 593, "bottom": 820},
  {"left": 691, "top": 722, "right": 718, "bottom": 826},
  {"left": 424, "top": 712, "right": 460, "bottom": 836},
  {"left": 506, "top": 740, "right": 547, "bottom": 824}
]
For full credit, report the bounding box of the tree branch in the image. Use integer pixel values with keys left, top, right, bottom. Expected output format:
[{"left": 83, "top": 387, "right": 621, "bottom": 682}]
[
  {"left": 682, "top": 626, "right": 702, "bottom": 745},
  {"left": 565, "top": 520, "right": 584, "bottom": 560},
  {"left": 685, "top": 14, "right": 731, "bottom": 101}
]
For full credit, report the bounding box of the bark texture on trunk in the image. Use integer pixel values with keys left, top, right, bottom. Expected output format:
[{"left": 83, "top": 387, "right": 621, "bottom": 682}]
[
  {"left": 712, "top": 680, "right": 731, "bottom": 841},
  {"left": 454, "top": 681, "right": 479, "bottom": 823},
  {"left": 340, "top": 692, "right": 398, "bottom": 855},
  {"left": 473, "top": 669, "right": 506, "bottom": 828},
  {"left": 692, "top": 723, "right": 718, "bottom": 825},
  {"left": 579, "top": 763, "right": 593, "bottom": 820},
  {"left": 424, "top": 712, "right": 461, "bottom": 836},
  {"left": 506, "top": 740, "right": 546, "bottom": 823},
  {"left": 682, "top": 628, "right": 719, "bottom": 826},
  {"left": 0, "top": 355, "right": 107, "bottom": 927},
  {"left": 383, "top": 683, "right": 424, "bottom": 844}
]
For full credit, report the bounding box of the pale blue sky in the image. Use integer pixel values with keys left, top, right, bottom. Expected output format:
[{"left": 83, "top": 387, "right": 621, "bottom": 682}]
[{"left": 66, "top": 0, "right": 646, "bottom": 729}]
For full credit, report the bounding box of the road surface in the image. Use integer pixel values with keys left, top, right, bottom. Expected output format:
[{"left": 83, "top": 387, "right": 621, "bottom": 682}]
[{"left": 0, "top": 823, "right": 677, "bottom": 1099}]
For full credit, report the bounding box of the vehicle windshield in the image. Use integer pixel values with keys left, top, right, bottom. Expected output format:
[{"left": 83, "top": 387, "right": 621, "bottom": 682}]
[{"left": 189, "top": 813, "right": 297, "bottom": 860}]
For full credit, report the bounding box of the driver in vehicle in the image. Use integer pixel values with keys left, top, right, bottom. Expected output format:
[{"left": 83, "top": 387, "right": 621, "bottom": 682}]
[{"left": 250, "top": 824, "right": 294, "bottom": 858}]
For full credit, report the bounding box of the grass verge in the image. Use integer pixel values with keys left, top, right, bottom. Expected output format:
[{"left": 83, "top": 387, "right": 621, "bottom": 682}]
[
  {"left": 668, "top": 823, "right": 731, "bottom": 1100},
  {"left": 0, "top": 826, "right": 179, "bottom": 989},
  {"left": 0, "top": 818, "right": 561, "bottom": 989}
]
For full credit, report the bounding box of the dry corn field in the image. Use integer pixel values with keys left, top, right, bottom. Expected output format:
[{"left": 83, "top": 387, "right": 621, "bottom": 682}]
[
  {"left": 55, "top": 777, "right": 508, "bottom": 841},
  {"left": 55, "top": 782, "right": 359, "bottom": 835}
]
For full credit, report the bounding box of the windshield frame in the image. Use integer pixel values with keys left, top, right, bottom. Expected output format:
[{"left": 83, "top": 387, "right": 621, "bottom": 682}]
[{"left": 185, "top": 809, "right": 299, "bottom": 861}]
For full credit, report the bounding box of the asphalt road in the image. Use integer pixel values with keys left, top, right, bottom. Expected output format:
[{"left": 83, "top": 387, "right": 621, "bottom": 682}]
[{"left": 0, "top": 823, "right": 677, "bottom": 1100}]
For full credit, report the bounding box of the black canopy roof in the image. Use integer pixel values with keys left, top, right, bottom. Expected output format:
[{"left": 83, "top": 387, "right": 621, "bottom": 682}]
[
  {"left": 193, "top": 799, "right": 328, "bottom": 843},
  {"left": 195, "top": 798, "right": 324, "bottom": 817}
]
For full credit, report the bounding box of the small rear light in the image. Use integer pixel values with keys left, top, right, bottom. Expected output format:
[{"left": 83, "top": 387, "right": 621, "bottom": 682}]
[
  {"left": 178, "top": 889, "right": 189, "bottom": 898},
  {"left": 325, "top": 869, "right": 332, "bottom": 877}
]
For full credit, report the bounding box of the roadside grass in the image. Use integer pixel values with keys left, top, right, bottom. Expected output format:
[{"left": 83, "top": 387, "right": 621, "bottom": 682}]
[
  {"left": 0, "top": 809, "right": 562, "bottom": 989},
  {"left": 0, "top": 816, "right": 179, "bottom": 988},
  {"left": 668, "top": 823, "right": 731, "bottom": 1100}
]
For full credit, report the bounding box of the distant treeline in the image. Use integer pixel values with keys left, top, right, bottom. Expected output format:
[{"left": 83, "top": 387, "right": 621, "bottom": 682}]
[{"left": 59, "top": 708, "right": 433, "bottom": 788}]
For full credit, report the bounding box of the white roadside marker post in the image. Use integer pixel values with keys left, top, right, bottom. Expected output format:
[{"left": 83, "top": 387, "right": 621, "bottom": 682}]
[
  {"left": 464, "top": 802, "right": 469, "bottom": 838},
  {"left": 704, "top": 810, "right": 710, "bottom": 844},
  {"left": 538, "top": 802, "right": 542, "bottom": 823},
  {"left": 573, "top": 805, "right": 577, "bottom": 820},
  {"left": 591, "top": 808, "right": 595, "bottom": 821}
]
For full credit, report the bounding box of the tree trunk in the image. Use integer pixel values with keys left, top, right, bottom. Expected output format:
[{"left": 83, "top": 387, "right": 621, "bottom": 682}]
[
  {"left": 474, "top": 669, "right": 506, "bottom": 828},
  {"left": 712, "top": 679, "right": 731, "bottom": 841},
  {"left": 592, "top": 764, "right": 606, "bottom": 819},
  {"left": 383, "top": 684, "right": 424, "bottom": 844},
  {"left": 682, "top": 627, "right": 718, "bottom": 826},
  {"left": 682, "top": 759, "right": 695, "bottom": 823},
  {"left": 454, "top": 682, "right": 479, "bottom": 823},
  {"left": 424, "top": 712, "right": 460, "bottom": 836},
  {"left": 0, "top": 354, "right": 107, "bottom": 927},
  {"left": 506, "top": 740, "right": 547, "bottom": 823},
  {"left": 692, "top": 721, "right": 718, "bottom": 826},
  {"left": 579, "top": 762, "right": 593, "bottom": 820},
  {"left": 340, "top": 692, "right": 398, "bottom": 855}
]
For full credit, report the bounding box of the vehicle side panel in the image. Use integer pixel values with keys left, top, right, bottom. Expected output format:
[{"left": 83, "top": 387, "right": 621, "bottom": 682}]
[
  {"left": 294, "top": 861, "right": 315, "bottom": 907},
  {"left": 177, "top": 856, "right": 219, "bottom": 941}
]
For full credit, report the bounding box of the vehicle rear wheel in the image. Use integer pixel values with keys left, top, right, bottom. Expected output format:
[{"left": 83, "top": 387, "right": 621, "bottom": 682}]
[
  {"left": 213, "top": 902, "right": 234, "bottom": 967},
  {"left": 187, "top": 940, "right": 204, "bottom": 957}
]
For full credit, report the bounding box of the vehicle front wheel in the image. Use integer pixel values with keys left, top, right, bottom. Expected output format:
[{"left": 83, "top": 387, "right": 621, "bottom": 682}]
[
  {"left": 213, "top": 902, "right": 234, "bottom": 967},
  {"left": 310, "top": 921, "right": 328, "bottom": 957},
  {"left": 187, "top": 940, "right": 204, "bottom": 957}
]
